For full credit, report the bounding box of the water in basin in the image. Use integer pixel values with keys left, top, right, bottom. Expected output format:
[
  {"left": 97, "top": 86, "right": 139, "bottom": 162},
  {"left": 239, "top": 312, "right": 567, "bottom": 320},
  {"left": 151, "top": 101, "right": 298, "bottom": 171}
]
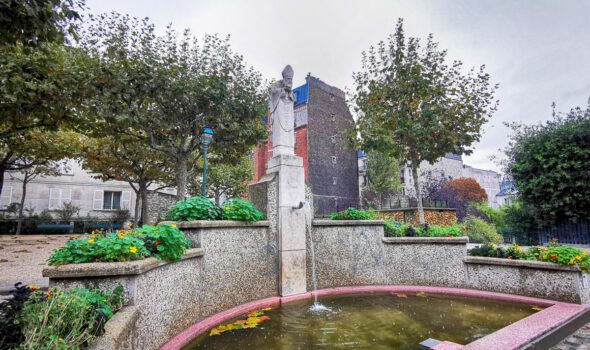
[{"left": 185, "top": 293, "right": 539, "bottom": 349}]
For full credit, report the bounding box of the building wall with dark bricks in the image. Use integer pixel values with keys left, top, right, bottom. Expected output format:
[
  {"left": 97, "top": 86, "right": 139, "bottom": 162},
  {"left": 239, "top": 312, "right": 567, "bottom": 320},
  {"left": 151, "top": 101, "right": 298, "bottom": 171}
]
[{"left": 306, "top": 76, "right": 359, "bottom": 202}]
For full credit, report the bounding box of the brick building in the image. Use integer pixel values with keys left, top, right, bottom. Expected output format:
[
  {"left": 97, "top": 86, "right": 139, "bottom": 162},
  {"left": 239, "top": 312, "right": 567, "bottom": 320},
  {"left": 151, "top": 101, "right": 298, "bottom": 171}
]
[{"left": 253, "top": 75, "right": 359, "bottom": 216}]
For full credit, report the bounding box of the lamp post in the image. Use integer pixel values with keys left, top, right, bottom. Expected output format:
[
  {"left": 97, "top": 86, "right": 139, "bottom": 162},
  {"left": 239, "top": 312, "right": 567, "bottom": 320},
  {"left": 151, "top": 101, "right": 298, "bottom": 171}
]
[{"left": 200, "top": 126, "right": 214, "bottom": 197}]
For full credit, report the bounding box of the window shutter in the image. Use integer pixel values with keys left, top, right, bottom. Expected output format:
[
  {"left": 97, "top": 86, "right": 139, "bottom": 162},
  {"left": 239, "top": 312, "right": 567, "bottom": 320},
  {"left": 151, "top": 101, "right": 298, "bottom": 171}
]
[
  {"left": 121, "top": 191, "right": 131, "bottom": 209},
  {"left": 63, "top": 189, "right": 72, "bottom": 205},
  {"left": 93, "top": 190, "right": 104, "bottom": 210},
  {"left": 49, "top": 189, "right": 60, "bottom": 209}
]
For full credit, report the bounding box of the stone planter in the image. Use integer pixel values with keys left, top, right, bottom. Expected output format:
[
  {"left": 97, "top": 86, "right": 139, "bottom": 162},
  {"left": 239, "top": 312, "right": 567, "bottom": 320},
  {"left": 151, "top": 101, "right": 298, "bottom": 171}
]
[
  {"left": 464, "top": 256, "right": 590, "bottom": 304},
  {"left": 43, "top": 249, "right": 204, "bottom": 350},
  {"left": 159, "top": 220, "right": 270, "bottom": 248},
  {"left": 90, "top": 306, "right": 139, "bottom": 350}
]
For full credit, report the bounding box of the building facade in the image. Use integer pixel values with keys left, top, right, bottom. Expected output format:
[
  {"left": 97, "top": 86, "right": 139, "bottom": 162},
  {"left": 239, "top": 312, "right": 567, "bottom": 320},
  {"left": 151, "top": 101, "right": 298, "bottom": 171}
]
[{"left": 253, "top": 75, "right": 359, "bottom": 215}]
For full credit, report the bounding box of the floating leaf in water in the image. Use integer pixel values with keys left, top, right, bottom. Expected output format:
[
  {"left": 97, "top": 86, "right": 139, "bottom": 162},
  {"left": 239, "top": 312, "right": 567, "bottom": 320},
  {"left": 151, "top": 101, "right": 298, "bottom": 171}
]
[
  {"left": 209, "top": 309, "right": 271, "bottom": 336},
  {"left": 416, "top": 292, "right": 427, "bottom": 297},
  {"left": 262, "top": 307, "right": 273, "bottom": 311},
  {"left": 247, "top": 311, "right": 264, "bottom": 317},
  {"left": 394, "top": 293, "right": 408, "bottom": 298},
  {"left": 530, "top": 306, "right": 544, "bottom": 311}
]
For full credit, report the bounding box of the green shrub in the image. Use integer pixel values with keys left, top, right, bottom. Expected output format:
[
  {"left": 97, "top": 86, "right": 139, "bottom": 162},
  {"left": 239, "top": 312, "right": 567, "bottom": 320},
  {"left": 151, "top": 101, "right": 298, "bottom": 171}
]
[
  {"left": 222, "top": 199, "right": 265, "bottom": 222},
  {"left": 468, "top": 243, "right": 525, "bottom": 259},
  {"left": 0, "top": 283, "right": 34, "bottom": 348},
  {"left": 527, "top": 245, "right": 590, "bottom": 271},
  {"left": 419, "top": 224, "right": 464, "bottom": 237},
  {"left": 166, "top": 197, "right": 223, "bottom": 221},
  {"left": 331, "top": 208, "right": 378, "bottom": 220},
  {"left": 384, "top": 221, "right": 404, "bottom": 237},
  {"left": 463, "top": 216, "right": 503, "bottom": 244},
  {"left": 48, "top": 225, "right": 191, "bottom": 266},
  {"left": 18, "top": 286, "right": 124, "bottom": 350}
]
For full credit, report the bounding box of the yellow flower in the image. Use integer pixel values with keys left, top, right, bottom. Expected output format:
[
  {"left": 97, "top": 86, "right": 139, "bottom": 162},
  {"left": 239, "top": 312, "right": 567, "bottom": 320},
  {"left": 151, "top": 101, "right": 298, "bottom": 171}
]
[
  {"left": 88, "top": 239, "right": 95, "bottom": 244},
  {"left": 28, "top": 285, "right": 41, "bottom": 291},
  {"left": 129, "top": 246, "right": 138, "bottom": 254},
  {"left": 117, "top": 232, "right": 125, "bottom": 239},
  {"left": 171, "top": 224, "right": 177, "bottom": 229}
]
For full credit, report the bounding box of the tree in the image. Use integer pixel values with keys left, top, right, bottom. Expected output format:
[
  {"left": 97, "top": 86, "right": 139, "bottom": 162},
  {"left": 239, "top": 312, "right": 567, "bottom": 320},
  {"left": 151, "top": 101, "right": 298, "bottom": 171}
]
[
  {"left": 0, "top": 0, "right": 84, "bottom": 47},
  {"left": 78, "top": 135, "right": 175, "bottom": 226},
  {"left": 428, "top": 177, "right": 487, "bottom": 221},
  {"left": 190, "top": 156, "right": 254, "bottom": 205},
  {"left": 504, "top": 100, "right": 590, "bottom": 225},
  {"left": 351, "top": 19, "right": 498, "bottom": 224},
  {"left": 81, "top": 14, "right": 267, "bottom": 201},
  {"left": 363, "top": 150, "right": 403, "bottom": 209},
  {"left": 0, "top": 0, "right": 97, "bottom": 197}
]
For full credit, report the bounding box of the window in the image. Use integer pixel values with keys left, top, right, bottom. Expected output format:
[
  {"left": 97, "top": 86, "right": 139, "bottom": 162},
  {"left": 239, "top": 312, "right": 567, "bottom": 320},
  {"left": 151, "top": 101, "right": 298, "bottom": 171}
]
[
  {"left": 0, "top": 186, "right": 12, "bottom": 208},
  {"left": 331, "top": 156, "right": 337, "bottom": 164},
  {"left": 49, "top": 188, "right": 72, "bottom": 209},
  {"left": 333, "top": 177, "right": 337, "bottom": 185},
  {"left": 93, "top": 190, "right": 131, "bottom": 210}
]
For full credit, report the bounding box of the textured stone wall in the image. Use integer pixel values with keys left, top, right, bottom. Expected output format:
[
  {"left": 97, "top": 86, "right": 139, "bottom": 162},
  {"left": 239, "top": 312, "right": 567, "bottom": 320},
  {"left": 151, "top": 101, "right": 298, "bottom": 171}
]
[
  {"left": 145, "top": 190, "right": 176, "bottom": 224},
  {"left": 378, "top": 208, "right": 457, "bottom": 226}
]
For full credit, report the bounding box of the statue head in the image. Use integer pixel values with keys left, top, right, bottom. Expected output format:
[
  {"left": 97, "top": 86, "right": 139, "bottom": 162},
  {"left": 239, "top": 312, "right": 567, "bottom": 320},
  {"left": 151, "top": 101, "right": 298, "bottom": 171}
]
[{"left": 282, "top": 65, "right": 294, "bottom": 89}]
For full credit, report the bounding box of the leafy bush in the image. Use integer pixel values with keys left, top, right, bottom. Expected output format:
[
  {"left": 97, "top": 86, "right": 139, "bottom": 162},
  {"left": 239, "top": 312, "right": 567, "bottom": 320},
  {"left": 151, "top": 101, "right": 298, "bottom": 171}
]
[
  {"left": 468, "top": 243, "right": 525, "bottom": 259},
  {"left": 469, "top": 202, "right": 506, "bottom": 231},
  {"left": 419, "top": 224, "right": 463, "bottom": 237},
  {"left": 48, "top": 225, "right": 191, "bottom": 266},
  {"left": 463, "top": 216, "right": 503, "bottom": 244},
  {"left": 0, "top": 283, "right": 34, "bottom": 348},
  {"left": 166, "top": 197, "right": 223, "bottom": 221},
  {"left": 18, "top": 286, "right": 124, "bottom": 350},
  {"left": 222, "top": 199, "right": 265, "bottom": 222},
  {"left": 331, "top": 208, "right": 378, "bottom": 220},
  {"left": 384, "top": 221, "right": 404, "bottom": 237}
]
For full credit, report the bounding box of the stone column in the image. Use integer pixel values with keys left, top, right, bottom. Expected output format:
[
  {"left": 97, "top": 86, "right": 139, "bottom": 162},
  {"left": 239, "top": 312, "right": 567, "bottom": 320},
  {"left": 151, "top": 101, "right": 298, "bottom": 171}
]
[{"left": 266, "top": 154, "right": 309, "bottom": 296}]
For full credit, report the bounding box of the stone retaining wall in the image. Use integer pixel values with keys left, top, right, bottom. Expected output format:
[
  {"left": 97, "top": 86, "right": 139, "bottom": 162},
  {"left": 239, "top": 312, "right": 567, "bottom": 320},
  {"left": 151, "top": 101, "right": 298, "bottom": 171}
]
[{"left": 378, "top": 208, "right": 457, "bottom": 226}]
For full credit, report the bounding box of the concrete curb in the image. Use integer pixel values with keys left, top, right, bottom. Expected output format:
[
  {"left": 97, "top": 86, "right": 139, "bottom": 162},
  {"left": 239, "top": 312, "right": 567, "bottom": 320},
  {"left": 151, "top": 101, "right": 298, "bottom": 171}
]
[{"left": 383, "top": 236, "right": 469, "bottom": 244}]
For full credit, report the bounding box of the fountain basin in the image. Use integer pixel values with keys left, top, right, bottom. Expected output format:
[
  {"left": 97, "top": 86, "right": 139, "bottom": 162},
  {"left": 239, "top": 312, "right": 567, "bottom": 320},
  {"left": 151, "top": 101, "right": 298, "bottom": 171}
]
[{"left": 161, "top": 286, "right": 590, "bottom": 350}]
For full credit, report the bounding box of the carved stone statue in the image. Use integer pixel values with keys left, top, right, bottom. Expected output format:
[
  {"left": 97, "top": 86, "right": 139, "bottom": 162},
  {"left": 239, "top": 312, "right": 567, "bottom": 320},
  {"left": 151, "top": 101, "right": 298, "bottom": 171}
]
[{"left": 269, "top": 65, "right": 295, "bottom": 156}]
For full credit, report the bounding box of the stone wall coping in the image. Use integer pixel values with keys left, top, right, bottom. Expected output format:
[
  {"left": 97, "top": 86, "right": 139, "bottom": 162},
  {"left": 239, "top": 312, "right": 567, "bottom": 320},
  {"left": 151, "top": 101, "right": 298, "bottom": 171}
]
[
  {"left": 378, "top": 207, "right": 457, "bottom": 212},
  {"left": 463, "top": 256, "right": 582, "bottom": 272},
  {"left": 159, "top": 220, "right": 269, "bottom": 228},
  {"left": 382, "top": 236, "right": 469, "bottom": 244},
  {"left": 312, "top": 219, "right": 385, "bottom": 226},
  {"left": 89, "top": 306, "right": 139, "bottom": 350},
  {"left": 42, "top": 248, "right": 204, "bottom": 279}
]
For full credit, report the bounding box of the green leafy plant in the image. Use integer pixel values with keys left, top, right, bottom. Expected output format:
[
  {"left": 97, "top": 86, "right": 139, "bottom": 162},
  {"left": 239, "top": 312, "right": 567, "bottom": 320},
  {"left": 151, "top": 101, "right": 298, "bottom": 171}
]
[
  {"left": 331, "top": 208, "right": 378, "bottom": 220},
  {"left": 48, "top": 225, "right": 191, "bottom": 266},
  {"left": 419, "top": 224, "right": 464, "bottom": 237},
  {"left": 528, "top": 245, "right": 590, "bottom": 271},
  {"left": 221, "top": 199, "right": 265, "bottom": 222},
  {"left": 0, "top": 283, "right": 34, "bottom": 349},
  {"left": 166, "top": 197, "right": 223, "bottom": 221},
  {"left": 384, "top": 221, "right": 404, "bottom": 237},
  {"left": 463, "top": 216, "right": 504, "bottom": 244},
  {"left": 468, "top": 243, "right": 508, "bottom": 258},
  {"left": 18, "top": 286, "right": 124, "bottom": 350}
]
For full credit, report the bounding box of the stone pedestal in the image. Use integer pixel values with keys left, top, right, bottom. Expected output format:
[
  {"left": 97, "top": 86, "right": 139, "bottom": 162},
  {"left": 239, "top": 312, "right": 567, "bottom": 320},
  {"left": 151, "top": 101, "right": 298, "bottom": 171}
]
[{"left": 250, "top": 154, "right": 309, "bottom": 296}]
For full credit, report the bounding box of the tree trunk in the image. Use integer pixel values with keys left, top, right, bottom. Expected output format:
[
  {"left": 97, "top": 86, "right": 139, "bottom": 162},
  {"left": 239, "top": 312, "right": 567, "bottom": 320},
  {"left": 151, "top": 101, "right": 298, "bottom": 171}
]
[
  {"left": 411, "top": 164, "right": 426, "bottom": 225},
  {"left": 133, "top": 190, "right": 141, "bottom": 227},
  {"left": 140, "top": 187, "right": 149, "bottom": 225},
  {"left": 214, "top": 190, "right": 221, "bottom": 206},
  {"left": 15, "top": 177, "right": 27, "bottom": 235},
  {"left": 175, "top": 156, "right": 188, "bottom": 202},
  {"left": 0, "top": 167, "right": 5, "bottom": 199}
]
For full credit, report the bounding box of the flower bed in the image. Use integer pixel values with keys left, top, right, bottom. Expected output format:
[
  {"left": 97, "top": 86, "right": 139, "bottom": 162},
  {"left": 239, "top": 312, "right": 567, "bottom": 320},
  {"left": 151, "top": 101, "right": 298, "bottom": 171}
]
[
  {"left": 48, "top": 224, "right": 191, "bottom": 266},
  {"left": 0, "top": 283, "right": 124, "bottom": 350},
  {"left": 468, "top": 243, "right": 590, "bottom": 272},
  {"left": 166, "top": 197, "right": 265, "bottom": 222},
  {"left": 330, "top": 208, "right": 378, "bottom": 220}
]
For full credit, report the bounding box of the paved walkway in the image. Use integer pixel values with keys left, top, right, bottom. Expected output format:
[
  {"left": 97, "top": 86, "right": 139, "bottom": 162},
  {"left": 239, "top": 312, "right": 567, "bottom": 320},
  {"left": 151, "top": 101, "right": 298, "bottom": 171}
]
[
  {"left": 551, "top": 323, "right": 590, "bottom": 349},
  {"left": 0, "top": 235, "right": 77, "bottom": 292}
]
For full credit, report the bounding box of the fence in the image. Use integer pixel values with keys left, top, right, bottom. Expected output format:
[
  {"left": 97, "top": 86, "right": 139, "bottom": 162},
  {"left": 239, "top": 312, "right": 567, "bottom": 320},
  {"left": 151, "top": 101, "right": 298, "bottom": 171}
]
[
  {"left": 313, "top": 195, "right": 360, "bottom": 218},
  {"left": 536, "top": 220, "right": 590, "bottom": 246},
  {"left": 378, "top": 197, "right": 449, "bottom": 210}
]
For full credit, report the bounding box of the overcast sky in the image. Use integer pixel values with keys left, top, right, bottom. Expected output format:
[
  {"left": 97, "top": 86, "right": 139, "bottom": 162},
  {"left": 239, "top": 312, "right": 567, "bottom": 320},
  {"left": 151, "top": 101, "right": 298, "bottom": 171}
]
[{"left": 86, "top": 0, "right": 590, "bottom": 173}]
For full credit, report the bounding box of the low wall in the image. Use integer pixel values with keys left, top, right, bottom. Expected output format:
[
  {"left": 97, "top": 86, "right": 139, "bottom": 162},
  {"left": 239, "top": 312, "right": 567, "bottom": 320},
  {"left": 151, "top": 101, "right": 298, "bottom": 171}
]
[
  {"left": 43, "top": 220, "right": 278, "bottom": 350},
  {"left": 378, "top": 208, "right": 457, "bottom": 226},
  {"left": 308, "top": 220, "right": 468, "bottom": 290},
  {"left": 90, "top": 306, "right": 138, "bottom": 350},
  {"left": 464, "top": 256, "right": 590, "bottom": 304}
]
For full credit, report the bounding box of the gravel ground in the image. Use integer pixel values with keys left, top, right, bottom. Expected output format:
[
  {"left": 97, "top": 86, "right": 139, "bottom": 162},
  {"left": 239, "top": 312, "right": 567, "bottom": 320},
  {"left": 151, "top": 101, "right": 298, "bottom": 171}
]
[{"left": 0, "top": 235, "right": 78, "bottom": 292}]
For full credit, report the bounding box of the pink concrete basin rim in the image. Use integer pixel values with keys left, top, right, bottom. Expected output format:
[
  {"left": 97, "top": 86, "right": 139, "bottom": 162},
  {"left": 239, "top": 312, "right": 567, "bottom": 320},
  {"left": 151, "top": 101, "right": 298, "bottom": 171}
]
[{"left": 160, "top": 286, "right": 589, "bottom": 350}]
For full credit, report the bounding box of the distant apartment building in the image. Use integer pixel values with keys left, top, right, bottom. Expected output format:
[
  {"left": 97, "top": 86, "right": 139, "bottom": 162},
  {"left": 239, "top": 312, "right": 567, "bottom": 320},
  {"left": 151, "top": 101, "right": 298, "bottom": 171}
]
[
  {"left": 0, "top": 160, "right": 176, "bottom": 224},
  {"left": 253, "top": 75, "right": 359, "bottom": 215},
  {"left": 496, "top": 179, "right": 518, "bottom": 206},
  {"left": 358, "top": 152, "right": 502, "bottom": 208}
]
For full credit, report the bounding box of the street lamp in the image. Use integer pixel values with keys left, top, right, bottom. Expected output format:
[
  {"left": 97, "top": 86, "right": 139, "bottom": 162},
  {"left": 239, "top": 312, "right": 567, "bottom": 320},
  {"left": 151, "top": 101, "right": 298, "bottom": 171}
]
[{"left": 200, "top": 126, "right": 214, "bottom": 197}]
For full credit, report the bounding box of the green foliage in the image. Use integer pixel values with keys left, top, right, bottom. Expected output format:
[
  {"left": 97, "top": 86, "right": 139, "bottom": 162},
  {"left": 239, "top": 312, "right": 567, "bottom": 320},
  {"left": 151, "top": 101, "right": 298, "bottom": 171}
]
[
  {"left": 463, "top": 216, "right": 504, "bottom": 244},
  {"left": 222, "top": 199, "right": 265, "bottom": 222},
  {"left": 384, "top": 221, "right": 404, "bottom": 237},
  {"left": 18, "top": 286, "right": 124, "bottom": 350},
  {"left": 167, "top": 197, "right": 223, "bottom": 221},
  {"left": 502, "top": 202, "right": 540, "bottom": 244},
  {"left": 384, "top": 222, "right": 463, "bottom": 237},
  {"left": 505, "top": 103, "right": 590, "bottom": 225},
  {"left": 469, "top": 243, "right": 590, "bottom": 272},
  {"left": 363, "top": 150, "right": 403, "bottom": 208},
  {"left": 470, "top": 202, "right": 506, "bottom": 231},
  {"left": 192, "top": 156, "right": 254, "bottom": 205},
  {"left": 0, "top": 283, "right": 33, "bottom": 348},
  {"left": 331, "top": 208, "right": 378, "bottom": 220},
  {"left": 351, "top": 19, "right": 498, "bottom": 224},
  {"left": 47, "top": 225, "right": 191, "bottom": 266}
]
